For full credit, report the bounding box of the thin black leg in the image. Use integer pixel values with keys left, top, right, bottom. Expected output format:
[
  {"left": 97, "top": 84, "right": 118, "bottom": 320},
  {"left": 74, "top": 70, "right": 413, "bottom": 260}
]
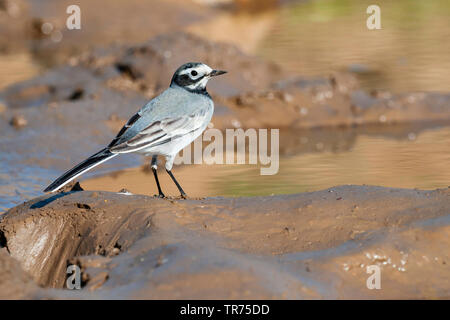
[
  {"left": 151, "top": 156, "right": 165, "bottom": 198},
  {"left": 166, "top": 169, "right": 187, "bottom": 199}
]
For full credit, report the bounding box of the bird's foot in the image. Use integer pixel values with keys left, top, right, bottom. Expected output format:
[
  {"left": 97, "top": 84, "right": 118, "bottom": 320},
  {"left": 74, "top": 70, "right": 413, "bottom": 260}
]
[
  {"left": 180, "top": 192, "right": 187, "bottom": 199},
  {"left": 155, "top": 193, "right": 165, "bottom": 198}
]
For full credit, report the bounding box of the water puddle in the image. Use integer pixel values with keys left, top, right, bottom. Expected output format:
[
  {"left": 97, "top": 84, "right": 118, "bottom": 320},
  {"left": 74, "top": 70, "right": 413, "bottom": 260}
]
[
  {"left": 82, "top": 125, "right": 450, "bottom": 198},
  {"left": 190, "top": 0, "right": 450, "bottom": 93}
]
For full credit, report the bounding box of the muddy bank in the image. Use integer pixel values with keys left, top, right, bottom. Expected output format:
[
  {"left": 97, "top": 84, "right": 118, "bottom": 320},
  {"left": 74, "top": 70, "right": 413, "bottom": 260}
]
[
  {"left": 4, "top": 31, "right": 450, "bottom": 129},
  {"left": 0, "top": 185, "right": 449, "bottom": 298},
  {"left": 0, "top": 0, "right": 219, "bottom": 59},
  {"left": 4, "top": 29, "right": 450, "bottom": 131},
  {"left": 27, "top": 0, "right": 219, "bottom": 66}
]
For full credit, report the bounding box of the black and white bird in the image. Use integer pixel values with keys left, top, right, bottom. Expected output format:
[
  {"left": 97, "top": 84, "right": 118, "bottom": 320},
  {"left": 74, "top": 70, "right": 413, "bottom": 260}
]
[{"left": 44, "top": 62, "right": 227, "bottom": 198}]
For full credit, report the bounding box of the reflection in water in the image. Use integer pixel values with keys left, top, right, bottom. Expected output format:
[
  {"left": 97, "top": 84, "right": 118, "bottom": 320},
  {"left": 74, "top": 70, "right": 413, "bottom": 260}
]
[
  {"left": 83, "top": 125, "right": 450, "bottom": 198},
  {"left": 258, "top": 0, "right": 450, "bottom": 92}
]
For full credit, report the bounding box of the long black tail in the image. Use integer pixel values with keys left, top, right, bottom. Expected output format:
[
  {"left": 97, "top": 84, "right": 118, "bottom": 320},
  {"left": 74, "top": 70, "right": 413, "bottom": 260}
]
[{"left": 44, "top": 148, "right": 117, "bottom": 192}]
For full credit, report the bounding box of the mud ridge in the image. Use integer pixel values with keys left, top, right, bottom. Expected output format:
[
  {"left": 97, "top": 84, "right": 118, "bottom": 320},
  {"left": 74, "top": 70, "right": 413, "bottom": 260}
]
[{"left": 0, "top": 185, "right": 449, "bottom": 298}]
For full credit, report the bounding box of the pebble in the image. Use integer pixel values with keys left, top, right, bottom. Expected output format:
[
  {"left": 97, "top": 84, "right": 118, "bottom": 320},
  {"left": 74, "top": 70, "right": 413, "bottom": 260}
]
[
  {"left": 281, "top": 92, "right": 293, "bottom": 103},
  {"left": 10, "top": 115, "right": 28, "bottom": 129}
]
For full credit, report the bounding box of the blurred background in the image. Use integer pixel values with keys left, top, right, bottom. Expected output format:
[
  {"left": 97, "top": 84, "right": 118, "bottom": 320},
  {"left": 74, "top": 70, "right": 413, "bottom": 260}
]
[
  {"left": 1, "top": 0, "right": 450, "bottom": 211},
  {"left": 3, "top": 0, "right": 450, "bottom": 91}
]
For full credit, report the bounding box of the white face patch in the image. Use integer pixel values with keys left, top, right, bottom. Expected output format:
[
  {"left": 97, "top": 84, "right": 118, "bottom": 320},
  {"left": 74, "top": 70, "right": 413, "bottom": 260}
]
[{"left": 179, "top": 64, "right": 213, "bottom": 89}]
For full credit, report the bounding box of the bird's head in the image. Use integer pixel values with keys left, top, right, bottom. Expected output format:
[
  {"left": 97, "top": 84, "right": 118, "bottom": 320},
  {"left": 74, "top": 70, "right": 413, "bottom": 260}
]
[{"left": 170, "top": 62, "right": 227, "bottom": 93}]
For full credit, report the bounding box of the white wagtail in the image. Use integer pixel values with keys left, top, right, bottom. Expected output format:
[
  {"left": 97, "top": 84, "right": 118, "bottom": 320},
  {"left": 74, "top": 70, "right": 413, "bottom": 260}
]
[{"left": 44, "top": 62, "right": 227, "bottom": 198}]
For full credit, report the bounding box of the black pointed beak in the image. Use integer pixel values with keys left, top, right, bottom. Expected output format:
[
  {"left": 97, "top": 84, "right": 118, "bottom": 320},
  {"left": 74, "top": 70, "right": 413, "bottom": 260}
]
[{"left": 209, "top": 69, "right": 227, "bottom": 77}]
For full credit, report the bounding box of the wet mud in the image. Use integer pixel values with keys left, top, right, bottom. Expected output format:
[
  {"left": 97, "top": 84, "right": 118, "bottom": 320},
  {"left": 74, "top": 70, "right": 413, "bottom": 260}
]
[{"left": 0, "top": 186, "right": 449, "bottom": 298}]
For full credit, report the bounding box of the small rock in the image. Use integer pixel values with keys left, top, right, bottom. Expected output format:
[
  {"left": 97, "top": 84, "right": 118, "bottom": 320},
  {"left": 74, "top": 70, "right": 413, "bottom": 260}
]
[
  {"left": 280, "top": 92, "right": 293, "bottom": 103},
  {"left": 10, "top": 115, "right": 27, "bottom": 129},
  {"left": 118, "top": 188, "right": 132, "bottom": 195},
  {"left": 299, "top": 107, "right": 308, "bottom": 115}
]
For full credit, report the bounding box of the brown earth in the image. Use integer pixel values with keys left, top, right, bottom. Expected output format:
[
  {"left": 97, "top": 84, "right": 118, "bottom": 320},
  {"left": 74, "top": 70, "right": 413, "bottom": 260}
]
[
  {"left": 26, "top": 0, "right": 219, "bottom": 66},
  {"left": 0, "top": 185, "right": 449, "bottom": 299}
]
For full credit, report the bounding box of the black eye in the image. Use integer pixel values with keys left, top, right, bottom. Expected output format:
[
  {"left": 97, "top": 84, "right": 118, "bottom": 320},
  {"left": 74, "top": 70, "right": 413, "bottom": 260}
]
[{"left": 191, "top": 70, "right": 198, "bottom": 76}]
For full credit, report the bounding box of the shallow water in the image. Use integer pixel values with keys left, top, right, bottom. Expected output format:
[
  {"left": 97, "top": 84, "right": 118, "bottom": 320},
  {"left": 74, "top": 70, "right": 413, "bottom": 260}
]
[
  {"left": 3, "top": 124, "right": 448, "bottom": 213},
  {"left": 82, "top": 125, "right": 450, "bottom": 198},
  {"left": 191, "top": 0, "right": 450, "bottom": 93},
  {"left": 257, "top": 0, "right": 450, "bottom": 93}
]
